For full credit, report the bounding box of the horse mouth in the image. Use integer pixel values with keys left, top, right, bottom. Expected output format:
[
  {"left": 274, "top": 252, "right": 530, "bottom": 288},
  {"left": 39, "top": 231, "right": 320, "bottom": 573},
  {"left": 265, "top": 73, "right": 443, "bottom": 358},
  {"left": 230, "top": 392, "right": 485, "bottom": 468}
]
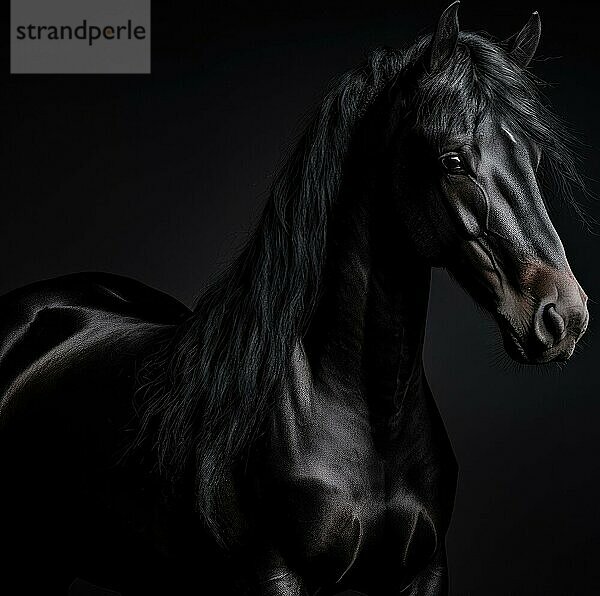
[
  {"left": 496, "top": 311, "right": 586, "bottom": 365},
  {"left": 500, "top": 325, "right": 530, "bottom": 363}
]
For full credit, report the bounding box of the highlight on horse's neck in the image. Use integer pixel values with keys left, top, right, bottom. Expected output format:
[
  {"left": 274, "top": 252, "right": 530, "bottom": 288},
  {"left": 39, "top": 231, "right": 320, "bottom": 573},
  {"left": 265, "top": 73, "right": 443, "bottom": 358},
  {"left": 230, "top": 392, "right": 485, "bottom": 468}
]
[{"left": 134, "top": 47, "right": 424, "bottom": 541}]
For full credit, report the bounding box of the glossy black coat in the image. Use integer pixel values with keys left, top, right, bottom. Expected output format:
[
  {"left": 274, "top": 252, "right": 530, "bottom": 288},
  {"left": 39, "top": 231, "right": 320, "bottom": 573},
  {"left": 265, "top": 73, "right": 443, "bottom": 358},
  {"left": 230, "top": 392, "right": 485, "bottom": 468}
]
[
  {"left": 0, "top": 6, "right": 588, "bottom": 596},
  {"left": 0, "top": 264, "right": 456, "bottom": 595}
]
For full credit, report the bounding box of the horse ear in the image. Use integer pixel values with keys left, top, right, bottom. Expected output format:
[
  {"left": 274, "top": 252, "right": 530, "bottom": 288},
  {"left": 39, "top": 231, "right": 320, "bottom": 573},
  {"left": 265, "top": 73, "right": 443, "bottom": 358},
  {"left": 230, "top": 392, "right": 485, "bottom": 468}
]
[
  {"left": 508, "top": 11, "right": 541, "bottom": 67},
  {"left": 430, "top": 1, "right": 461, "bottom": 71}
]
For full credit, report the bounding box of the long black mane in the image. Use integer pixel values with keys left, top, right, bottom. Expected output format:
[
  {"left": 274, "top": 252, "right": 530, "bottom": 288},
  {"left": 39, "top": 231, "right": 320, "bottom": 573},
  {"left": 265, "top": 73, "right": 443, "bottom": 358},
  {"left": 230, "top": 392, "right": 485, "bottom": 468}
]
[{"left": 135, "top": 31, "right": 583, "bottom": 542}]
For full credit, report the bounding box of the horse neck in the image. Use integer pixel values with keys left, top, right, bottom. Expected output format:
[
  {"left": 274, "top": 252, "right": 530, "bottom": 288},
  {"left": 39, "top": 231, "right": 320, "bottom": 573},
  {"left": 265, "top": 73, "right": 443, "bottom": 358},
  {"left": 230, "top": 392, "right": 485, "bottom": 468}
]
[{"left": 303, "top": 183, "right": 431, "bottom": 426}]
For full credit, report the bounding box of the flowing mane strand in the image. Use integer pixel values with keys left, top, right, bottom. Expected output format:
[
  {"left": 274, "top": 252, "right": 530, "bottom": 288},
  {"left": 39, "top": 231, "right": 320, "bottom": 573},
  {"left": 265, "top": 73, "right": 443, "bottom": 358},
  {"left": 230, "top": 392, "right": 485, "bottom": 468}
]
[{"left": 134, "top": 32, "right": 584, "bottom": 543}]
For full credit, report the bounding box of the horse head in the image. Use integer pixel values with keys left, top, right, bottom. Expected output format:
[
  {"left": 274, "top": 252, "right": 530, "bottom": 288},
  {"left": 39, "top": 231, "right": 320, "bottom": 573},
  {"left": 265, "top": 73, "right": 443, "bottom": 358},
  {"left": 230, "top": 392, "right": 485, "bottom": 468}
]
[{"left": 393, "top": 2, "right": 588, "bottom": 363}]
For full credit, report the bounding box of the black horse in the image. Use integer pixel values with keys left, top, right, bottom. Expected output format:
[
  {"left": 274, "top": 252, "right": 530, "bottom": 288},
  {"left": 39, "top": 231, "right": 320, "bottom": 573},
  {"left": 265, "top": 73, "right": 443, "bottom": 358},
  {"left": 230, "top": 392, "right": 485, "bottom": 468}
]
[{"left": 0, "top": 4, "right": 589, "bottom": 595}]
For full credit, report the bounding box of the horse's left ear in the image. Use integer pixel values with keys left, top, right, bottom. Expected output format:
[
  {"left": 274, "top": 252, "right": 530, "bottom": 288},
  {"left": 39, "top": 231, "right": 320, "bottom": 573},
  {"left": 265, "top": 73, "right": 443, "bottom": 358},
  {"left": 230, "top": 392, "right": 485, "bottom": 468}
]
[
  {"left": 508, "top": 11, "right": 542, "bottom": 67},
  {"left": 430, "top": 1, "right": 461, "bottom": 71}
]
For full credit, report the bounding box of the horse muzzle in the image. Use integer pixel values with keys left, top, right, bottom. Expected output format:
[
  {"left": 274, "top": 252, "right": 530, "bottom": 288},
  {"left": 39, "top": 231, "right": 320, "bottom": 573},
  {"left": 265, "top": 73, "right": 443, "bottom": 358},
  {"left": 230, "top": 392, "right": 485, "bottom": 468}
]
[{"left": 501, "top": 264, "right": 589, "bottom": 364}]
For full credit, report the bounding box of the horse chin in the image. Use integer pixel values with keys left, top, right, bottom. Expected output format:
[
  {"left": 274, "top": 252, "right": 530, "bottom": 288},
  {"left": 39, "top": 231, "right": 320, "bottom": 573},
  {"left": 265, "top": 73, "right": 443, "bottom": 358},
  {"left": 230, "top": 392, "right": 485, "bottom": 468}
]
[{"left": 500, "top": 328, "right": 531, "bottom": 364}]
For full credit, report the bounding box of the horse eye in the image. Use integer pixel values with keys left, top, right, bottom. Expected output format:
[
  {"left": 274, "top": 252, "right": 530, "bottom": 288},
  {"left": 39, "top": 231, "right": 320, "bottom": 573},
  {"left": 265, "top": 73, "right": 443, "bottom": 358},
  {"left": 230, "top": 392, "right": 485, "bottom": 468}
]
[{"left": 441, "top": 154, "right": 465, "bottom": 174}]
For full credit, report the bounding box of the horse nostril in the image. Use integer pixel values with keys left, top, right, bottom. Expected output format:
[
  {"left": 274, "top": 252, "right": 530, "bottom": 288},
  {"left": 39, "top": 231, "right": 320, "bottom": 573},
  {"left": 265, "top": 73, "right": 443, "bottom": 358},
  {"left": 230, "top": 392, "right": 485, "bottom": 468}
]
[{"left": 542, "top": 303, "right": 565, "bottom": 346}]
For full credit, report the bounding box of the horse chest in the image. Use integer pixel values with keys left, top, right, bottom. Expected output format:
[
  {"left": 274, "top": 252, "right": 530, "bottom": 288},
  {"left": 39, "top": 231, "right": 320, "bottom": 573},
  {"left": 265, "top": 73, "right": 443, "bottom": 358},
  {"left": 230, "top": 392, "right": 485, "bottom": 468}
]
[{"left": 259, "top": 380, "right": 446, "bottom": 587}]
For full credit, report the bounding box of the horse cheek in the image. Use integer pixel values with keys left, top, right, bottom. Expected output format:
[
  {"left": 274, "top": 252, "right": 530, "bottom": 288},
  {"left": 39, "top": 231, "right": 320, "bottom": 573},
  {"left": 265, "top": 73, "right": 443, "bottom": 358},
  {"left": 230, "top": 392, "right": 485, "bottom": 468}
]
[{"left": 443, "top": 183, "right": 483, "bottom": 240}]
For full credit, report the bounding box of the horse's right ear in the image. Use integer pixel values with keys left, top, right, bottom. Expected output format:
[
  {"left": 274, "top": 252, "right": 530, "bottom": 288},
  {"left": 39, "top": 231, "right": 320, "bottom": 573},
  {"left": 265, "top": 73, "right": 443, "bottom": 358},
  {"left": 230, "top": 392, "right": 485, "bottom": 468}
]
[
  {"left": 507, "top": 11, "right": 542, "bottom": 67},
  {"left": 429, "top": 1, "right": 461, "bottom": 71}
]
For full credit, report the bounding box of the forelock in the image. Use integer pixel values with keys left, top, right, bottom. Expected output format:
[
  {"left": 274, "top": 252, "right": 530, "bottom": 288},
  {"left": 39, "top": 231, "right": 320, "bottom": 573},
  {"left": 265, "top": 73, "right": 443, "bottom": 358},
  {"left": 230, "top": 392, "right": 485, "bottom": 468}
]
[{"left": 403, "top": 31, "right": 584, "bottom": 207}]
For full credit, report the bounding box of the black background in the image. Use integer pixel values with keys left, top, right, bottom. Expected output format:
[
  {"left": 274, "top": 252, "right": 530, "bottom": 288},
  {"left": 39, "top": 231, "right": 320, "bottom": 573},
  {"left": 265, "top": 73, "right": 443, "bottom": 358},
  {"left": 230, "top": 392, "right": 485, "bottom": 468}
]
[{"left": 4, "top": 1, "right": 600, "bottom": 594}]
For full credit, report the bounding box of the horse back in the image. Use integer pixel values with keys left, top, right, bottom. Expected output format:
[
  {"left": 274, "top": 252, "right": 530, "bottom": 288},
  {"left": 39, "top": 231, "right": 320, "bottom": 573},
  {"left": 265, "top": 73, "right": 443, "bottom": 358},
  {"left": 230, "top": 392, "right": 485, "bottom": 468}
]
[
  {"left": 0, "top": 271, "right": 189, "bottom": 426},
  {"left": 0, "top": 273, "right": 194, "bottom": 592}
]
